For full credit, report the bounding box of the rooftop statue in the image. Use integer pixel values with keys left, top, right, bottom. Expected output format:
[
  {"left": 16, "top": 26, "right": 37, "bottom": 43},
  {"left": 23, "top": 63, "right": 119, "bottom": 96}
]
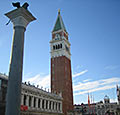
[{"left": 12, "top": 2, "right": 29, "bottom": 10}]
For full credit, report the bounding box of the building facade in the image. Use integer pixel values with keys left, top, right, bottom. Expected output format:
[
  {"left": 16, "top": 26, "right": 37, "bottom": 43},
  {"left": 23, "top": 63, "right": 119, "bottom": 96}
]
[
  {"left": 0, "top": 73, "right": 63, "bottom": 115},
  {"left": 0, "top": 73, "right": 7, "bottom": 115},
  {"left": 50, "top": 10, "right": 74, "bottom": 115},
  {"left": 73, "top": 95, "right": 120, "bottom": 115},
  {"left": 117, "top": 85, "right": 120, "bottom": 105}
]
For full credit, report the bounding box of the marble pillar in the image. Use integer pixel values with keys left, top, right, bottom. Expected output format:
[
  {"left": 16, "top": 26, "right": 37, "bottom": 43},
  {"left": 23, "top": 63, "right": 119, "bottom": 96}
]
[
  {"left": 31, "top": 96, "right": 34, "bottom": 108},
  {"left": 48, "top": 100, "right": 50, "bottom": 110},
  {"left": 26, "top": 95, "right": 29, "bottom": 106},
  {"left": 44, "top": 100, "right": 46, "bottom": 109},
  {"left": 21, "top": 94, "right": 24, "bottom": 105},
  {"left": 51, "top": 101, "right": 53, "bottom": 110},
  {"left": 40, "top": 99, "right": 43, "bottom": 109},
  {"left": 5, "top": 6, "right": 36, "bottom": 115},
  {"left": 36, "top": 98, "right": 38, "bottom": 108},
  {"left": 60, "top": 102, "right": 62, "bottom": 112}
]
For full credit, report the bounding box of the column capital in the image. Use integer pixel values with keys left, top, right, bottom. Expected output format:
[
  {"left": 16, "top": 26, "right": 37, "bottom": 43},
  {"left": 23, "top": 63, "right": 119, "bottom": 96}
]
[{"left": 5, "top": 7, "right": 36, "bottom": 28}]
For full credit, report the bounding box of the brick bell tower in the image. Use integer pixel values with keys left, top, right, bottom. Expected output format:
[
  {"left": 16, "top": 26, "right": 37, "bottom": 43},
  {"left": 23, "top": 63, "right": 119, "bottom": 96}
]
[{"left": 50, "top": 10, "right": 74, "bottom": 115}]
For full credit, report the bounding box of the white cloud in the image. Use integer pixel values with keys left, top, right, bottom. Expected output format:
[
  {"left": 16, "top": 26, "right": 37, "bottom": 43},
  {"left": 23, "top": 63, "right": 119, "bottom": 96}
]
[
  {"left": 73, "top": 70, "right": 88, "bottom": 78},
  {"left": 74, "top": 85, "right": 115, "bottom": 95},
  {"left": 104, "top": 65, "right": 119, "bottom": 70},
  {"left": 23, "top": 70, "right": 120, "bottom": 102},
  {"left": 83, "top": 79, "right": 91, "bottom": 82},
  {"left": 73, "top": 77, "right": 120, "bottom": 96},
  {"left": 23, "top": 69, "right": 88, "bottom": 89},
  {"left": 24, "top": 74, "right": 50, "bottom": 89}
]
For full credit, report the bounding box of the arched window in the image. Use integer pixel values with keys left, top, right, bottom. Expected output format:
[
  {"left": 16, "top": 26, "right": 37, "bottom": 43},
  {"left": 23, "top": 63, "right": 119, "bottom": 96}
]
[
  {"left": 29, "top": 96, "right": 32, "bottom": 107},
  {"left": 60, "top": 44, "right": 62, "bottom": 48},
  {"left": 42, "top": 100, "right": 44, "bottom": 109},
  {"left": 56, "top": 103, "right": 57, "bottom": 110},
  {"left": 38, "top": 99, "right": 40, "bottom": 108},
  {"left": 46, "top": 100, "right": 48, "bottom": 109},
  {"left": 59, "top": 103, "right": 60, "bottom": 111},
  {"left": 53, "top": 102, "right": 54, "bottom": 110},
  {"left": 23, "top": 95, "right": 26, "bottom": 105},
  {"left": 53, "top": 45, "right": 55, "bottom": 50},
  {"left": 34, "top": 97, "right": 36, "bottom": 108},
  {"left": 58, "top": 44, "right": 60, "bottom": 49},
  {"left": 56, "top": 45, "right": 58, "bottom": 49},
  {"left": 49, "top": 101, "right": 51, "bottom": 110}
]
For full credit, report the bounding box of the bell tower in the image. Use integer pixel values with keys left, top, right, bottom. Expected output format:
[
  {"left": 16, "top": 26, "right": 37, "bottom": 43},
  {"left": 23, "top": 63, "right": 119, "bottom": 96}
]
[{"left": 50, "top": 10, "right": 73, "bottom": 115}]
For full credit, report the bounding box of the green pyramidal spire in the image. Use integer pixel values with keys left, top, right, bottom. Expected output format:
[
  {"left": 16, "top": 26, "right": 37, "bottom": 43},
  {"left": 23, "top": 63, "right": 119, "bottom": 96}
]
[{"left": 52, "top": 9, "right": 67, "bottom": 32}]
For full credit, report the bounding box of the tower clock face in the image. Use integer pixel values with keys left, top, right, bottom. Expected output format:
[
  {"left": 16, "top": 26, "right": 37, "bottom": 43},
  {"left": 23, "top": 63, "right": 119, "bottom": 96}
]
[{"left": 55, "top": 34, "right": 60, "bottom": 40}]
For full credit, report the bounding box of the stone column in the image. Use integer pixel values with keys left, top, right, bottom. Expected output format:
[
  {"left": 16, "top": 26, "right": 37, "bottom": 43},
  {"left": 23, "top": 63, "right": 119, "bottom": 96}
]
[
  {"left": 40, "top": 99, "right": 43, "bottom": 109},
  {"left": 31, "top": 96, "right": 34, "bottom": 108},
  {"left": 51, "top": 101, "right": 53, "bottom": 111},
  {"left": 44, "top": 100, "right": 46, "bottom": 109},
  {"left": 36, "top": 98, "right": 38, "bottom": 108},
  {"left": 60, "top": 102, "right": 62, "bottom": 112},
  {"left": 5, "top": 6, "right": 36, "bottom": 115},
  {"left": 47, "top": 100, "right": 50, "bottom": 110},
  {"left": 21, "top": 94, "right": 24, "bottom": 105},
  {"left": 26, "top": 95, "right": 29, "bottom": 106},
  {"left": 54, "top": 102, "right": 56, "bottom": 111},
  {"left": 56, "top": 102, "right": 58, "bottom": 111}
]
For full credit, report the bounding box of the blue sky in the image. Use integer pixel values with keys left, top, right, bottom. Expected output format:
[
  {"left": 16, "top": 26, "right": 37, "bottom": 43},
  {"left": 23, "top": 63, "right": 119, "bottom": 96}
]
[{"left": 0, "top": 0, "right": 120, "bottom": 104}]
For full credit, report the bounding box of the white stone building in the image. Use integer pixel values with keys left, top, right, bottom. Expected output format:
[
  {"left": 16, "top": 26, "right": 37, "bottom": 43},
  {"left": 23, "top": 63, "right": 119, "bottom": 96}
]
[{"left": 0, "top": 73, "right": 63, "bottom": 115}]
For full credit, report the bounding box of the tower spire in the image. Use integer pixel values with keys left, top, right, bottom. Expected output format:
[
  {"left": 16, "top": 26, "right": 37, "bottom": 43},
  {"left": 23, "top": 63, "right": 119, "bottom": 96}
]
[
  {"left": 52, "top": 10, "right": 67, "bottom": 33},
  {"left": 58, "top": 9, "right": 60, "bottom": 15}
]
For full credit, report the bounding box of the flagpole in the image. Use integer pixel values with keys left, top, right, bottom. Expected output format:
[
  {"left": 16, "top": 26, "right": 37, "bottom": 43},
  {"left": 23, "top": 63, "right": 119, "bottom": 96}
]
[{"left": 88, "top": 92, "right": 90, "bottom": 114}]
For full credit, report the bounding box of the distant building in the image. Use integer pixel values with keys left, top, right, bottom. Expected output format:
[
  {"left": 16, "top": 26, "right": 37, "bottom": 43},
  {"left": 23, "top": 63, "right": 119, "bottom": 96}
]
[
  {"left": 72, "top": 95, "right": 120, "bottom": 115},
  {"left": 0, "top": 73, "right": 63, "bottom": 115}
]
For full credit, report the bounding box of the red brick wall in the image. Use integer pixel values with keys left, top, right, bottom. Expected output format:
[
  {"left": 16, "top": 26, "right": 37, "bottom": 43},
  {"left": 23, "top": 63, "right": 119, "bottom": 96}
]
[{"left": 51, "top": 56, "right": 73, "bottom": 115}]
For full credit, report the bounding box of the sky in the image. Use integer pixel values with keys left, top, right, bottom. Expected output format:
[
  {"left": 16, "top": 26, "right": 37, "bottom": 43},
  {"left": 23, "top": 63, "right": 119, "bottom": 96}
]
[{"left": 0, "top": 0, "right": 120, "bottom": 104}]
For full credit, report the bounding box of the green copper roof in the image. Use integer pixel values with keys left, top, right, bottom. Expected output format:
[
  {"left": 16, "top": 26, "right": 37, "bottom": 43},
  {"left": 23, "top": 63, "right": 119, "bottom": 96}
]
[{"left": 52, "top": 11, "right": 67, "bottom": 32}]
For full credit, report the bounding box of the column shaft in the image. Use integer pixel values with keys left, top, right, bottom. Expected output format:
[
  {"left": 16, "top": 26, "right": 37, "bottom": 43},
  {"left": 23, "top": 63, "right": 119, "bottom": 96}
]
[
  {"left": 5, "top": 6, "right": 36, "bottom": 115},
  {"left": 31, "top": 96, "right": 34, "bottom": 108},
  {"left": 36, "top": 98, "right": 38, "bottom": 108},
  {"left": 21, "top": 94, "right": 24, "bottom": 105},
  {"left": 40, "top": 99, "right": 42, "bottom": 109},
  {"left": 48, "top": 100, "right": 50, "bottom": 110},
  {"left": 6, "top": 26, "right": 25, "bottom": 115},
  {"left": 26, "top": 95, "right": 29, "bottom": 106}
]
